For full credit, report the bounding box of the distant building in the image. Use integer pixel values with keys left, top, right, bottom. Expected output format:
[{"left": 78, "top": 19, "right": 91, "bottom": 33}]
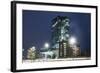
[{"left": 69, "top": 43, "right": 80, "bottom": 57}]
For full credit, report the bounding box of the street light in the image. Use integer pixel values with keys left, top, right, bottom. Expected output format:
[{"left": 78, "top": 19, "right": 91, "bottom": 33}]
[
  {"left": 44, "top": 43, "right": 49, "bottom": 48},
  {"left": 31, "top": 46, "right": 36, "bottom": 51},
  {"left": 69, "top": 36, "right": 77, "bottom": 45}
]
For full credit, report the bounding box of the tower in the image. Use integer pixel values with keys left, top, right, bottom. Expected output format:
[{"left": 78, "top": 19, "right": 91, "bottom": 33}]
[{"left": 51, "top": 16, "right": 71, "bottom": 58}]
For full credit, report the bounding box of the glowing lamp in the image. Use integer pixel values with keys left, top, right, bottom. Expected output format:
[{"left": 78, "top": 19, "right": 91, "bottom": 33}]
[
  {"left": 69, "top": 37, "right": 77, "bottom": 45},
  {"left": 44, "top": 43, "right": 49, "bottom": 48}
]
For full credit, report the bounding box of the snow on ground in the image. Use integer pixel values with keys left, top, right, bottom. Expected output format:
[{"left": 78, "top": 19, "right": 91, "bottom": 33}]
[{"left": 23, "top": 57, "right": 91, "bottom": 63}]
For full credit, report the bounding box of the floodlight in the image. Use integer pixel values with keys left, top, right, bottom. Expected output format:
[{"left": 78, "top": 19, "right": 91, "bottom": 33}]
[
  {"left": 69, "top": 37, "right": 77, "bottom": 45},
  {"left": 44, "top": 43, "right": 49, "bottom": 48}
]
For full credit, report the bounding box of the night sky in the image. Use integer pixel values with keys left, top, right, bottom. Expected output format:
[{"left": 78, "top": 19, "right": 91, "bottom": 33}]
[{"left": 23, "top": 10, "right": 91, "bottom": 56}]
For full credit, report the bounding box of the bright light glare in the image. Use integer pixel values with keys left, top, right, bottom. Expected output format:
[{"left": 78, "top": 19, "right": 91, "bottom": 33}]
[
  {"left": 31, "top": 46, "right": 36, "bottom": 51},
  {"left": 44, "top": 43, "right": 49, "bottom": 48},
  {"left": 69, "top": 37, "right": 77, "bottom": 45}
]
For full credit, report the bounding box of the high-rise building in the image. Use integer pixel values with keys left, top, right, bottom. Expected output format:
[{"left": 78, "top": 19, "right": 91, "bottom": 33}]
[{"left": 51, "top": 16, "right": 71, "bottom": 58}]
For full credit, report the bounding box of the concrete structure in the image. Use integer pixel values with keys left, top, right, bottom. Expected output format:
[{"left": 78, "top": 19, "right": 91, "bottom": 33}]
[
  {"left": 51, "top": 16, "right": 71, "bottom": 58},
  {"left": 51, "top": 16, "right": 80, "bottom": 58}
]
